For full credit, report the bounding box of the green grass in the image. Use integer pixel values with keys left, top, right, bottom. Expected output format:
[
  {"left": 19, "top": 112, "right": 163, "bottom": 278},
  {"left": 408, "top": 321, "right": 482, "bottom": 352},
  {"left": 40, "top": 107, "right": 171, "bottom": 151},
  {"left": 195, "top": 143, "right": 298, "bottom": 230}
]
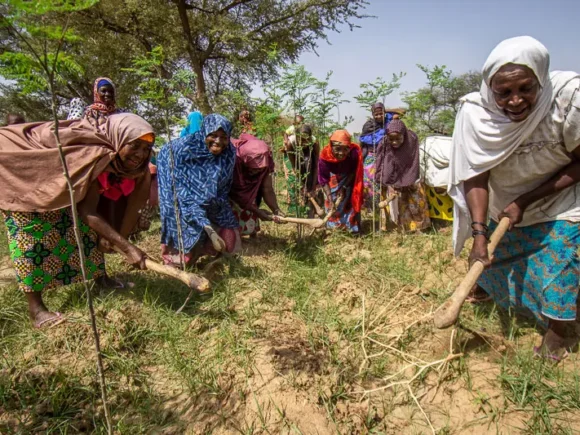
[{"left": 1, "top": 219, "right": 580, "bottom": 433}]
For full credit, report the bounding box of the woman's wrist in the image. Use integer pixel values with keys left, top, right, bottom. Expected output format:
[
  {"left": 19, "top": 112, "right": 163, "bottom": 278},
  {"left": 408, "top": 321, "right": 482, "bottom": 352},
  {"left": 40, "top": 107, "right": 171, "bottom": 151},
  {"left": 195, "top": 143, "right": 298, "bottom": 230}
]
[{"left": 514, "top": 195, "right": 531, "bottom": 211}]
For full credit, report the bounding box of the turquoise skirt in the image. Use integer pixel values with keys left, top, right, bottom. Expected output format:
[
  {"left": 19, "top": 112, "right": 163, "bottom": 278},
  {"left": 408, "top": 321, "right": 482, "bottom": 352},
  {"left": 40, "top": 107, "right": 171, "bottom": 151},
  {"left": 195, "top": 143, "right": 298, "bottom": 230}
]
[{"left": 478, "top": 220, "right": 579, "bottom": 328}]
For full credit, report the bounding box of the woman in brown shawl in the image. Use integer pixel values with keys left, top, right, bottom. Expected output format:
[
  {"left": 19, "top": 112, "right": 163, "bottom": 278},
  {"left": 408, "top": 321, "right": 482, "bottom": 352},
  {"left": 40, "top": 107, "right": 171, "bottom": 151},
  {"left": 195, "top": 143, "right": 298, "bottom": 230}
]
[
  {"left": 375, "top": 119, "right": 430, "bottom": 232},
  {"left": 0, "top": 113, "right": 154, "bottom": 328},
  {"left": 230, "top": 134, "right": 284, "bottom": 237}
]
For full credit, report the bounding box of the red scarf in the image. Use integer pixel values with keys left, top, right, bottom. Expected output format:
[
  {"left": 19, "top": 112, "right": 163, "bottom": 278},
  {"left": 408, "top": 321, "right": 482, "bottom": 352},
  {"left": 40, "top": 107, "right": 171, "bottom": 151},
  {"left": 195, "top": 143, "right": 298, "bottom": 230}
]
[
  {"left": 320, "top": 130, "right": 364, "bottom": 213},
  {"left": 97, "top": 172, "right": 135, "bottom": 201}
]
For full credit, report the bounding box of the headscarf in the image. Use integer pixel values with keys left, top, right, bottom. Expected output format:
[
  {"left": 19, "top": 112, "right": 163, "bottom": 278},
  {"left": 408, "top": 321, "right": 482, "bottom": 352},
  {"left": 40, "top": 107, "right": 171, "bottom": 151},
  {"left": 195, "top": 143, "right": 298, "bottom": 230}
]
[
  {"left": 87, "top": 77, "right": 117, "bottom": 114},
  {"left": 448, "top": 36, "right": 580, "bottom": 255},
  {"left": 360, "top": 103, "right": 397, "bottom": 146},
  {"left": 375, "top": 119, "right": 420, "bottom": 188},
  {"left": 230, "top": 133, "right": 274, "bottom": 209},
  {"left": 157, "top": 114, "right": 238, "bottom": 252},
  {"left": 180, "top": 111, "right": 203, "bottom": 137},
  {"left": 67, "top": 98, "right": 86, "bottom": 120},
  {"left": 320, "top": 130, "right": 364, "bottom": 213},
  {"left": 0, "top": 113, "right": 154, "bottom": 212}
]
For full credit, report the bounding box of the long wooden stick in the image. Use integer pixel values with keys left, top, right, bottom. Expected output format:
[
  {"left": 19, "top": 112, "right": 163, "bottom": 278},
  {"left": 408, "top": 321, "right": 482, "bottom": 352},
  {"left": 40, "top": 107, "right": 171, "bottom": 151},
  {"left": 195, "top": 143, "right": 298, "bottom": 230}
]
[
  {"left": 433, "top": 217, "right": 510, "bottom": 329},
  {"left": 113, "top": 247, "right": 210, "bottom": 292},
  {"left": 275, "top": 216, "right": 325, "bottom": 228},
  {"left": 275, "top": 191, "right": 343, "bottom": 230},
  {"left": 306, "top": 191, "right": 325, "bottom": 218},
  {"left": 378, "top": 193, "right": 397, "bottom": 209}
]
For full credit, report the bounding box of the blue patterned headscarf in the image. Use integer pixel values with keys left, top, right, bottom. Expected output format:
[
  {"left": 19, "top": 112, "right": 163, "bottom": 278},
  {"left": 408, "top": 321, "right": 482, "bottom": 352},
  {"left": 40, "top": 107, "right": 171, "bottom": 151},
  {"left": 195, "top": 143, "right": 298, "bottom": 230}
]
[
  {"left": 157, "top": 114, "right": 238, "bottom": 251},
  {"left": 180, "top": 111, "right": 203, "bottom": 137}
]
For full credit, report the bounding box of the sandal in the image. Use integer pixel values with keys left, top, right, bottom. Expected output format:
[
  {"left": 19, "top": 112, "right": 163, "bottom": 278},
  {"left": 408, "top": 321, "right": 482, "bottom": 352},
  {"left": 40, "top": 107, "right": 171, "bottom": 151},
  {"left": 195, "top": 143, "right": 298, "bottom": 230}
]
[
  {"left": 96, "top": 276, "right": 133, "bottom": 290},
  {"left": 533, "top": 345, "right": 569, "bottom": 363},
  {"left": 34, "top": 312, "right": 66, "bottom": 329},
  {"left": 465, "top": 288, "right": 492, "bottom": 304}
]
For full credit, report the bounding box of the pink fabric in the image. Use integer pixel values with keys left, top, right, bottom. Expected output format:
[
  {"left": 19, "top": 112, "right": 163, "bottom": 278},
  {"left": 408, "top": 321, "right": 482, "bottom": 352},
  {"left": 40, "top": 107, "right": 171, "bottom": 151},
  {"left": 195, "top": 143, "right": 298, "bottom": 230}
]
[
  {"left": 97, "top": 172, "right": 135, "bottom": 201},
  {"left": 230, "top": 134, "right": 274, "bottom": 209}
]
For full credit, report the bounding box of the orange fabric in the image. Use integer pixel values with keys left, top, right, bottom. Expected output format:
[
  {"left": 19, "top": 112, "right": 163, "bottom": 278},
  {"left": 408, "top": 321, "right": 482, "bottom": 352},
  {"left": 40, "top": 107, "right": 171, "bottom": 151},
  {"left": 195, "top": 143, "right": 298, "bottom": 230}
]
[
  {"left": 320, "top": 130, "right": 364, "bottom": 213},
  {"left": 140, "top": 133, "right": 155, "bottom": 143}
]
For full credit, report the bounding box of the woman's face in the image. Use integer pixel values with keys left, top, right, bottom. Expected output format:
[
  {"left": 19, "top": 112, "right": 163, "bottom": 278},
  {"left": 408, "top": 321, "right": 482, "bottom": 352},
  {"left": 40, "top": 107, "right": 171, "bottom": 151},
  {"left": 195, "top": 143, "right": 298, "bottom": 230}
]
[
  {"left": 331, "top": 141, "right": 350, "bottom": 160},
  {"left": 118, "top": 139, "right": 153, "bottom": 171},
  {"left": 372, "top": 109, "right": 385, "bottom": 123},
  {"left": 388, "top": 132, "right": 404, "bottom": 148},
  {"left": 299, "top": 132, "right": 312, "bottom": 145},
  {"left": 206, "top": 128, "right": 229, "bottom": 155},
  {"left": 491, "top": 64, "right": 540, "bottom": 123},
  {"left": 97, "top": 84, "right": 115, "bottom": 105}
]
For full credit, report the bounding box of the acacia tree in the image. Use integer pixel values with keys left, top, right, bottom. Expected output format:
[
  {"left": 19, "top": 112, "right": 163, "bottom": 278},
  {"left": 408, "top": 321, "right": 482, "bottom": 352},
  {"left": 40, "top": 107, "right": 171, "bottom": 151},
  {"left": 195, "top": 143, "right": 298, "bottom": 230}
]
[
  {"left": 307, "top": 71, "right": 352, "bottom": 139},
  {"left": 122, "top": 46, "right": 195, "bottom": 139},
  {"left": 0, "top": 0, "right": 153, "bottom": 120},
  {"left": 354, "top": 73, "right": 405, "bottom": 109},
  {"left": 402, "top": 65, "right": 481, "bottom": 139},
  {"left": 9, "top": 0, "right": 367, "bottom": 115}
]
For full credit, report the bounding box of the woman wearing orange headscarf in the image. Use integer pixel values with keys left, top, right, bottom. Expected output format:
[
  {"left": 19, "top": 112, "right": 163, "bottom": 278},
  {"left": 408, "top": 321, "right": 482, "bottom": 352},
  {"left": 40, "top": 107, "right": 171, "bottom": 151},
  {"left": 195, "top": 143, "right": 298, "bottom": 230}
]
[
  {"left": 0, "top": 113, "right": 154, "bottom": 328},
  {"left": 318, "top": 130, "right": 364, "bottom": 233}
]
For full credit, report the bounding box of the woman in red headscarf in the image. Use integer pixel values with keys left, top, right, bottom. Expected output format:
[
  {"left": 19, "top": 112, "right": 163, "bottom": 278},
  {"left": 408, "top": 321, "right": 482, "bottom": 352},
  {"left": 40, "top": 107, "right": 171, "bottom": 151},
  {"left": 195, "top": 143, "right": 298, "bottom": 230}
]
[
  {"left": 376, "top": 119, "right": 430, "bottom": 232},
  {"left": 318, "top": 130, "right": 364, "bottom": 233},
  {"left": 230, "top": 134, "right": 284, "bottom": 237}
]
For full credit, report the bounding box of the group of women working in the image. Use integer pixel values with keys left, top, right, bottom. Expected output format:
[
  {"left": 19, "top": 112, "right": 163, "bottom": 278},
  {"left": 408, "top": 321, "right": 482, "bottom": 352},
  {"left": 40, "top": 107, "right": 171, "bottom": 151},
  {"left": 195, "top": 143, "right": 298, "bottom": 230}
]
[{"left": 1, "top": 35, "right": 579, "bottom": 363}]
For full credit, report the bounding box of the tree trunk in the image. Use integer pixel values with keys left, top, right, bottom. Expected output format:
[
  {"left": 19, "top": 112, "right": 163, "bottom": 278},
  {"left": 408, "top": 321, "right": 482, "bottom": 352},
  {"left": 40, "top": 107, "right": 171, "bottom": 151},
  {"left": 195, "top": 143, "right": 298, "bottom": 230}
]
[
  {"left": 174, "top": 0, "right": 213, "bottom": 114},
  {"left": 192, "top": 61, "right": 212, "bottom": 115}
]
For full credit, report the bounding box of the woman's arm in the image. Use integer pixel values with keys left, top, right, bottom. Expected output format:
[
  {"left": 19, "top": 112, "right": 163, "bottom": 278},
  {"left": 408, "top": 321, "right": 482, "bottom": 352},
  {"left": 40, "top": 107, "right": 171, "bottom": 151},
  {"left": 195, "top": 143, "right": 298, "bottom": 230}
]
[
  {"left": 464, "top": 171, "right": 491, "bottom": 267},
  {"left": 261, "top": 173, "right": 282, "bottom": 216},
  {"left": 309, "top": 142, "right": 320, "bottom": 193},
  {"left": 78, "top": 180, "right": 147, "bottom": 269},
  {"left": 119, "top": 171, "right": 151, "bottom": 238},
  {"left": 502, "top": 146, "right": 580, "bottom": 226}
]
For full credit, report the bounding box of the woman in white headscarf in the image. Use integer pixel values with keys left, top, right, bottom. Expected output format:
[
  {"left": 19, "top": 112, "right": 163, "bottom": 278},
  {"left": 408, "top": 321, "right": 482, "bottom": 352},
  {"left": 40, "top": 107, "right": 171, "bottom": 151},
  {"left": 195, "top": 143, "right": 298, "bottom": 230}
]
[{"left": 448, "top": 36, "right": 580, "bottom": 361}]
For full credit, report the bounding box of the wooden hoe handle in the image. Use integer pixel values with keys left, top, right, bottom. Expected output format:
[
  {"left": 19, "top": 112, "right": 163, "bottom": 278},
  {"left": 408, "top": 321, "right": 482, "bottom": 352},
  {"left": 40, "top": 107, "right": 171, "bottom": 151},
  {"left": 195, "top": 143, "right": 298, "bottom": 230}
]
[
  {"left": 113, "top": 246, "right": 210, "bottom": 293},
  {"left": 433, "top": 217, "right": 510, "bottom": 329}
]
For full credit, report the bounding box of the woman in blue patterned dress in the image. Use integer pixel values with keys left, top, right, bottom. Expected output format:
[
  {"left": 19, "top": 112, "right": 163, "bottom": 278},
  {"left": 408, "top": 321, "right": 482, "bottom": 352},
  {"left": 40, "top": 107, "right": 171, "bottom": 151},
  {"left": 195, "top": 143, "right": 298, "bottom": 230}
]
[{"left": 157, "top": 114, "right": 241, "bottom": 267}]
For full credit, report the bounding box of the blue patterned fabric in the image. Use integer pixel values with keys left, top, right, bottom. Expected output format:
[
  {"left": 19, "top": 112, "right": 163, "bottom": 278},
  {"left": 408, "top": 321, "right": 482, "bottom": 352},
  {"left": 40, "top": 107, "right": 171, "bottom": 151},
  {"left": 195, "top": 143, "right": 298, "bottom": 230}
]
[
  {"left": 359, "top": 113, "right": 395, "bottom": 146},
  {"left": 478, "top": 220, "right": 580, "bottom": 328},
  {"left": 158, "top": 114, "right": 238, "bottom": 252},
  {"left": 180, "top": 111, "right": 204, "bottom": 137},
  {"left": 324, "top": 173, "right": 360, "bottom": 234}
]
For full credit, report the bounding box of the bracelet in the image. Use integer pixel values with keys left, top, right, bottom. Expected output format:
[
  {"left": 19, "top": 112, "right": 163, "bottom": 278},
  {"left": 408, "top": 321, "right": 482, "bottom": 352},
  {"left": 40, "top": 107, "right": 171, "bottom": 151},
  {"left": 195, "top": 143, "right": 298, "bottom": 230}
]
[
  {"left": 471, "top": 221, "right": 489, "bottom": 231},
  {"left": 472, "top": 230, "right": 489, "bottom": 240}
]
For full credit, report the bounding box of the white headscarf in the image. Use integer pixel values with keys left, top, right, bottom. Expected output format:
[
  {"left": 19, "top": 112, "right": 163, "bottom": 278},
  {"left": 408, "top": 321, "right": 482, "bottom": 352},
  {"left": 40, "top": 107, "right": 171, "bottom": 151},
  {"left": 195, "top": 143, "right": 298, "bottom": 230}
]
[{"left": 448, "top": 36, "right": 579, "bottom": 255}]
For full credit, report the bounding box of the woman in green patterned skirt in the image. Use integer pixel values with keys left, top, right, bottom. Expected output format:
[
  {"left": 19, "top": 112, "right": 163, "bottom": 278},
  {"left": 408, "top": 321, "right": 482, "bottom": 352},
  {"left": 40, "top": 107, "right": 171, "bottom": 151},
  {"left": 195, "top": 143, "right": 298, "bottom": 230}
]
[{"left": 0, "top": 113, "right": 155, "bottom": 328}]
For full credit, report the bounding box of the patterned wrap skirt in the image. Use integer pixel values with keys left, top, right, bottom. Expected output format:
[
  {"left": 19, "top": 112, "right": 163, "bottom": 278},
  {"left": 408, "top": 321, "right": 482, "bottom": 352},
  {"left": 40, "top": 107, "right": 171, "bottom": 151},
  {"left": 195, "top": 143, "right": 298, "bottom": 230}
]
[
  {"left": 324, "top": 173, "right": 360, "bottom": 234},
  {"left": 232, "top": 202, "right": 260, "bottom": 236},
  {"left": 478, "top": 220, "right": 580, "bottom": 328},
  {"left": 2, "top": 208, "right": 105, "bottom": 293},
  {"left": 363, "top": 151, "right": 380, "bottom": 212},
  {"left": 386, "top": 183, "right": 431, "bottom": 232}
]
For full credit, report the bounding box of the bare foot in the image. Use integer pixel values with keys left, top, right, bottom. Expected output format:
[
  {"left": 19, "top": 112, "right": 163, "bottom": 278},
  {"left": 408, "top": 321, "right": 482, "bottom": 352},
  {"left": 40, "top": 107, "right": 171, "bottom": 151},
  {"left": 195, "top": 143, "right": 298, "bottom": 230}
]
[
  {"left": 32, "top": 310, "right": 66, "bottom": 329},
  {"left": 95, "top": 274, "right": 127, "bottom": 290},
  {"left": 534, "top": 324, "right": 576, "bottom": 362},
  {"left": 465, "top": 284, "right": 491, "bottom": 304}
]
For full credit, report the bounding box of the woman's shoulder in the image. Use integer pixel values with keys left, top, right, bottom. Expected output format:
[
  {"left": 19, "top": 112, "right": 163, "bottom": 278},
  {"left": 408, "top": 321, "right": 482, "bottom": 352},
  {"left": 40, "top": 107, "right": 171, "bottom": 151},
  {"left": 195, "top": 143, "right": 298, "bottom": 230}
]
[{"left": 555, "top": 76, "right": 580, "bottom": 111}]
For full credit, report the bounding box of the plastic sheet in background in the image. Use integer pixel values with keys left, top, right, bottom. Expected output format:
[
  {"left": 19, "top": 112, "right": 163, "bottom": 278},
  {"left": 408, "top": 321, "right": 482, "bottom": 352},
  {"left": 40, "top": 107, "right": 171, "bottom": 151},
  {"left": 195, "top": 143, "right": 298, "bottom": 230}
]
[{"left": 420, "top": 136, "right": 454, "bottom": 221}]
